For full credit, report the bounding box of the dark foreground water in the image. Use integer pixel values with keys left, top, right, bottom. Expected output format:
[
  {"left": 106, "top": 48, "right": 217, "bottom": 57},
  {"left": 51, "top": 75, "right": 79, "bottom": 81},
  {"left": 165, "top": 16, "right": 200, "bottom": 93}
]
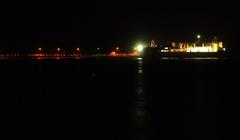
[{"left": 0, "top": 57, "right": 238, "bottom": 140}]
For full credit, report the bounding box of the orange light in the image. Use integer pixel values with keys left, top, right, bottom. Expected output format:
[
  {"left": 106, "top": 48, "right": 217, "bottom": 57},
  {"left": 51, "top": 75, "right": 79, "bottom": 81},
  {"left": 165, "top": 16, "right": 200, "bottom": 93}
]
[
  {"left": 57, "top": 48, "right": 60, "bottom": 51},
  {"left": 38, "top": 48, "right": 42, "bottom": 51},
  {"left": 76, "top": 48, "right": 80, "bottom": 51},
  {"left": 110, "top": 51, "right": 116, "bottom": 56}
]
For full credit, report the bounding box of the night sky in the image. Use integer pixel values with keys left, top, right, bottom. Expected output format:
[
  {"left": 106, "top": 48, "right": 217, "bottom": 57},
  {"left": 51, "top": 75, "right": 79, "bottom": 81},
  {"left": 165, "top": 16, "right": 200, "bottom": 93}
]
[{"left": 0, "top": 2, "right": 238, "bottom": 54}]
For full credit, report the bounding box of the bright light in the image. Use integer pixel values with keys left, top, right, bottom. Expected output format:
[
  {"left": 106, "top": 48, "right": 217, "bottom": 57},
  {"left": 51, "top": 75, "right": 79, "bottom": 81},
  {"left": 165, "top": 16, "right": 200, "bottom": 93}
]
[
  {"left": 76, "top": 48, "right": 80, "bottom": 51},
  {"left": 116, "top": 47, "right": 119, "bottom": 50},
  {"left": 219, "top": 42, "right": 223, "bottom": 48},
  {"left": 38, "top": 48, "right": 42, "bottom": 51},
  {"left": 110, "top": 51, "right": 116, "bottom": 56},
  {"left": 161, "top": 50, "right": 169, "bottom": 52},
  {"left": 136, "top": 44, "right": 144, "bottom": 53},
  {"left": 187, "top": 46, "right": 211, "bottom": 52},
  {"left": 197, "top": 35, "right": 201, "bottom": 39},
  {"left": 57, "top": 48, "right": 60, "bottom": 51}
]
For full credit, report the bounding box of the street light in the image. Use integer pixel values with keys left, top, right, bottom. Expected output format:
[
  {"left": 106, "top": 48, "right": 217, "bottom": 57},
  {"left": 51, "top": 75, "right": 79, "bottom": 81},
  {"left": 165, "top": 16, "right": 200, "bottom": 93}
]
[
  {"left": 116, "top": 47, "right": 119, "bottom": 54},
  {"left": 74, "top": 48, "right": 80, "bottom": 56},
  {"left": 37, "top": 48, "right": 42, "bottom": 56},
  {"left": 56, "top": 48, "right": 61, "bottom": 56},
  {"left": 197, "top": 35, "right": 201, "bottom": 39}
]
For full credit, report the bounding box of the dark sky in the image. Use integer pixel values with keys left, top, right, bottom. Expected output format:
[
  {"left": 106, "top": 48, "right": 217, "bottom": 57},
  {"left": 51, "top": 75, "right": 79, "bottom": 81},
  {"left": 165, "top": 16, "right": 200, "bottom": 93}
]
[{"left": 0, "top": 1, "right": 238, "bottom": 52}]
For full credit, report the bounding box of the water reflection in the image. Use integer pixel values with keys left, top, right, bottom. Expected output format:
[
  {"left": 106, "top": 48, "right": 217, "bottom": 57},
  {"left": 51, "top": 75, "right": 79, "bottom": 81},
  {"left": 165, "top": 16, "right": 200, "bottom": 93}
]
[
  {"left": 161, "top": 57, "right": 220, "bottom": 60},
  {"left": 183, "top": 57, "right": 219, "bottom": 60},
  {"left": 132, "top": 57, "right": 148, "bottom": 140}
]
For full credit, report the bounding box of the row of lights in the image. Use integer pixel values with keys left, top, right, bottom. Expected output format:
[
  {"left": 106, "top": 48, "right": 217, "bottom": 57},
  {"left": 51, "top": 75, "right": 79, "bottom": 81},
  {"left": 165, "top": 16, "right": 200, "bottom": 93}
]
[
  {"left": 37, "top": 47, "right": 119, "bottom": 52},
  {"left": 34, "top": 36, "right": 203, "bottom": 53},
  {"left": 38, "top": 48, "right": 80, "bottom": 52},
  {"left": 37, "top": 45, "right": 144, "bottom": 54},
  {"left": 38, "top": 47, "right": 123, "bottom": 52}
]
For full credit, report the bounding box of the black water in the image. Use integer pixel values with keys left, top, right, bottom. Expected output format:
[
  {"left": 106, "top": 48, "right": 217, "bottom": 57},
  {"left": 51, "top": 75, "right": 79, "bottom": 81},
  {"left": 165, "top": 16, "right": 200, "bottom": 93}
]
[{"left": 0, "top": 57, "right": 238, "bottom": 140}]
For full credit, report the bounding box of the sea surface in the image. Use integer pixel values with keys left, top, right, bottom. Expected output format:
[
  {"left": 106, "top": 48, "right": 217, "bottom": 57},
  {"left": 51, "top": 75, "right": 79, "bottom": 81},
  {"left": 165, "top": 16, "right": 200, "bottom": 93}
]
[{"left": 0, "top": 56, "right": 238, "bottom": 140}]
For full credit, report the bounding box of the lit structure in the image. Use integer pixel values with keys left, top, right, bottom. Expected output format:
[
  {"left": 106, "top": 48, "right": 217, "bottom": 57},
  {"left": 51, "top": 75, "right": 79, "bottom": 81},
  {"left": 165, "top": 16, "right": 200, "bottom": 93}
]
[
  {"left": 150, "top": 40, "right": 157, "bottom": 48},
  {"left": 144, "top": 35, "right": 226, "bottom": 53},
  {"left": 144, "top": 36, "right": 226, "bottom": 54},
  {"left": 167, "top": 42, "right": 225, "bottom": 53},
  {"left": 161, "top": 47, "right": 170, "bottom": 52}
]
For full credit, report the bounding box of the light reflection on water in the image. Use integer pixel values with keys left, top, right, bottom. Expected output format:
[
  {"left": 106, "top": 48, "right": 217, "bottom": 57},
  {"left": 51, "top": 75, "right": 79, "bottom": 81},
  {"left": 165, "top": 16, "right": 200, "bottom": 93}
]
[
  {"left": 161, "top": 57, "right": 220, "bottom": 60},
  {"left": 183, "top": 57, "right": 219, "bottom": 60},
  {"left": 132, "top": 57, "right": 148, "bottom": 139}
]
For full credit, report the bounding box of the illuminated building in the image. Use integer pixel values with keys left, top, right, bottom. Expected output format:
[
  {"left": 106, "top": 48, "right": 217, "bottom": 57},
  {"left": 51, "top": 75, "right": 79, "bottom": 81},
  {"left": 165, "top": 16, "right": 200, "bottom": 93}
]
[
  {"left": 144, "top": 38, "right": 226, "bottom": 58},
  {"left": 150, "top": 40, "right": 157, "bottom": 48},
  {"left": 146, "top": 36, "right": 225, "bottom": 54},
  {"left": 166, "top": 42, "right": 225, "bottom": 53}
]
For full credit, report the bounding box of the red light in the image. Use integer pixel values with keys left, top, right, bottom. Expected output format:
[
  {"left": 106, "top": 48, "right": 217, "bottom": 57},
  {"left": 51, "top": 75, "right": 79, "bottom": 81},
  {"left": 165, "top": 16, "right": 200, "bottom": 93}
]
[
  {"left": 110, "top": 51, "right": 116, "bottom": 56},
  {"left": 76, "top": 48, "right": 80, "bottom": 51}
]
